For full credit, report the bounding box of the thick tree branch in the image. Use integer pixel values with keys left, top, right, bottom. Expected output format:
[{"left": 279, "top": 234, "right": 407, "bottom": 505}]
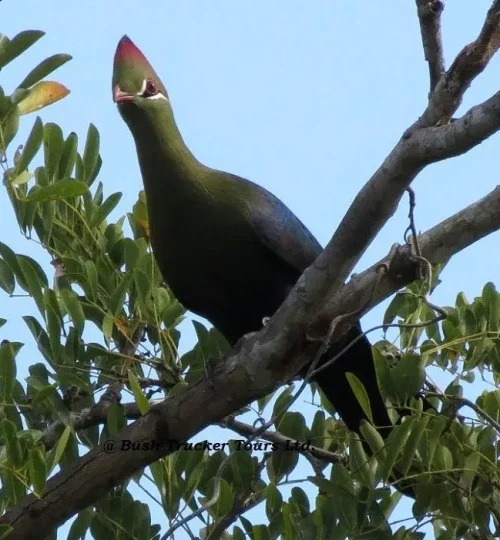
[
  {"left": 3, "top": 184, "right": 500, "bottom": 539},
  {"left": 313, "top": 186, "right": 500, "bottom": 338},
  {"left": 416, "top": 0, "right": 445, "bottom": 93}
]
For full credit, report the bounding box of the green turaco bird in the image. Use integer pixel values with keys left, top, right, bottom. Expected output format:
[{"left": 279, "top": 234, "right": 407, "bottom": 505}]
[{"left": 112, "top": 36, "right": 397, "bottom": 441}]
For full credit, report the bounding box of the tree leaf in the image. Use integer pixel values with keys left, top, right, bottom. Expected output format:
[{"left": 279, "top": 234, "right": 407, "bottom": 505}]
[
  {"left": 14, "top": 116, "right": 44, "bottom": 175},
  {"left": 1, "top": 419, "right": 23, "bottom": 468},
  {"left": 0, "top": 341, "right": 17, "bottom": 398},
  {"left": 82, "top": 124, "right": 100, "bottom": 184},
  {"left": 67, "top": 509, "right": 94, "bottom": 540},
  {"left": 380, "top": 417, "right": 415, "bottom": 482},
  {"left": 349, "top": 436, "right": 375, "bottom": 487},
  {"left": 25, "top": 179, "right": 88, "bottom": 202},
  {"left": 50, "top": 425, "right": 71, "bottom": 472},
  {"left": 84, "top": 260, "right": 98, "bottom": 301},
  {"left": 106, "top": 404, "right": 126, "bottom": 437},
  {"left": 127, "top": 371, "right": 149, "bottom": 415},
  {"left": 17, "top": 255, "right": 45, "bottom": 317},
  {"left": 28, "top": 446, "right": 47, "bottom": 495},
  {"left": 18, "top": 54, "right": 72, "bottom": 90},
  {"left": 346, "top": 372, "right": 373, "bottom": 424},
  {"left": 17, "top": 81, "right": 70, "bottom": 116},
  {"left": 60, "top": 288, "right": 85, "bottom": 336},
  {"left": 0, "top": 258, "right": 15, "bottom": 294},
  {"left": 0, "top": 30, "right": 44, "bottom": 69},
  {"left": 9, "top": 171, "right": 33, "bottom": 186},
  {"left": 90, "top": 192, "right": 122, "bottom": 228},
  {"left": 58, "top": 132, "right": 78, "bottom": 178}
]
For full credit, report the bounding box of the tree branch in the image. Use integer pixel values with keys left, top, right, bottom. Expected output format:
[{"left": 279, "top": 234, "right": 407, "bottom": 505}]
[
  {"left": 4, "top": 4, "right": 500, "bottom": 537},
  {"left": 222, "top": 416, "right": 343, "bottom": 465},
  {"left": 3, "top": 184, "right": 500, "bottom": 539},
  {"left": 418, "top": 0, "right": 500, "bottom": 127},
  {"left": 415, "top": 0, "right": 445, "bottom": 93}
]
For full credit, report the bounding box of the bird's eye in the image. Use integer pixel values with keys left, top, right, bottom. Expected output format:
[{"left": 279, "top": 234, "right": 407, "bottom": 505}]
[{"left": 142, "top": 78, "right": 158, "bottom": 98}]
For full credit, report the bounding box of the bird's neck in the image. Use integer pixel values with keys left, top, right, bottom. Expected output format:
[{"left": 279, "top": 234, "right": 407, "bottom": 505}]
[{"left": 126, "top": 106, "right": 209, "bottom": 202}]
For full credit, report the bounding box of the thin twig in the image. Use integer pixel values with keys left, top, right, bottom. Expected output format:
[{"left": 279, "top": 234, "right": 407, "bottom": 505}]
[{"left": 427, "top": 391, "right": 500, "bottom": 436}]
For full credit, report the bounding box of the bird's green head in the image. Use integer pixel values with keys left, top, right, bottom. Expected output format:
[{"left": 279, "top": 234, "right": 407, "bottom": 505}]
[
  {"left": 113, "top": 36, "right": 200, "bottom": 176},
  {"left": 112, "top": 36, "right": 171, "bottom": 121}
]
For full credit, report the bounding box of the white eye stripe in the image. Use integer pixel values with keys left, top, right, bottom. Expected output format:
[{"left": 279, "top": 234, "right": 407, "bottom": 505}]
[
  {"left": 146, "top": 93, "right": 168, "bottom": 101},
  {"left": 137, "top": 78, "right": 168, "bottom": 101},
  {"left": 138, "top": 78, "right": 148, "bottom": 95}
]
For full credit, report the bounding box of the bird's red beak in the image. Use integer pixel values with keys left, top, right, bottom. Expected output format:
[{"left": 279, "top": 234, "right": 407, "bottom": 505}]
[{"left": 113, "top": 85, "right": 134, "bottom": 104}]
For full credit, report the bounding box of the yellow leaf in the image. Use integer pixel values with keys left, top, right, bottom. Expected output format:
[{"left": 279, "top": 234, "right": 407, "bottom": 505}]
[
  {"left": 17, "top": 81, "right": 70, "bottom": 115},
  {"left": 133, "top": 191, "right": 150, "bottom": 241}
]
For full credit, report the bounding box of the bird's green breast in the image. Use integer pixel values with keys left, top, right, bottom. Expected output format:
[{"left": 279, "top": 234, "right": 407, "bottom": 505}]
[{"left": 143, "top": 169, "right": 283, "bottom": 333}]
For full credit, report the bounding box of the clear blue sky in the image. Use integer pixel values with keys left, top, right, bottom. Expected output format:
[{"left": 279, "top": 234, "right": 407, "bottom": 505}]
[{"left": 2, "top": 1, "right": 499, "bottom": 538}]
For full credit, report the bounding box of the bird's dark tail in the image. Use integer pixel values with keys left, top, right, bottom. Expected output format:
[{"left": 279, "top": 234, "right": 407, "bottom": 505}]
[
  {"left": 308, "top": 322, "right": 433, "bottom": 498},
  {"left": 310, "top": 323, "right": 393, "bottom": 439}
]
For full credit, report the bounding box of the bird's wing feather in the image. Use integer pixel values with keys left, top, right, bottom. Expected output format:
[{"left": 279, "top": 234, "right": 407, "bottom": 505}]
[{"left": 240, "top": 177, "right": 323, "bottom": 274}]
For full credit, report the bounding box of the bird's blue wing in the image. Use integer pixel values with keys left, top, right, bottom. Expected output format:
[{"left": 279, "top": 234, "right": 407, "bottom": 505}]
[{"left": 242, "top": 178, "right": 323, "bottom": 274}]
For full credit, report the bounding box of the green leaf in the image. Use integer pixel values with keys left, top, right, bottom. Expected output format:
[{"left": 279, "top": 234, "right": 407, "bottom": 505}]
[
  {"left": 265, "top": 483, "right": 283, "bottom": 521},
  {"left": 0, "top": 242, "right": 25, "bottom": 289},
  {"left": 400, "top": 415, "right": 430, "bottom": 475},
  {"left": 383, "top": 293, "right": 407, "bottom": 327},
  {"left": 133, "top": 268, "right": 152, "bottom": 313},
  {"left": 58, "top": 132, "right": 78, "bottom": 178},
  {"left": 108, "top": 273, "right": 132, "bottom": 317},
  {"left": 204, "top": 478, "right": 234, "bottom": 519},
  {"left": 349, "top": 436, "right": 375, "bottom": 487},
  {"left": 346, "top": 372, "right": 373, "bottom": 424},
  {"left": 427, "top": 416, "right": 447, "bottom": 468},
  {"left": 14, "top": 116, "right": 43, "bottom": 174},
  {"left": 0, "top": 108, "right": 20, "bottom": 149},
  {"left": 268, "top": 447, "right": 298, "bottom": 484},
  {"left": 91, "top": 192, "right": 122, "bottom": 228},
  {"left": 0, "top": 341, "right": 17, "bottom": 398},
  {"left": 127, "top": 371, "right": 149, "bottom": 415},
  {"left": 67, "top": 509, "right": 94, "bottom": 540},
  {"left": 84, "top": 260, "right": 98, "bottom": 301},
  {"left": 50, "top": 425, "right": 71, "bottom": 472},
  {"left": 25, "top": 179, "right": 88, "bottom": 202},
  {"left": 1, "top": 419, "right": 23, "bottom": 468},
  {"left": 45, "top": 301, "right": 61, "bottom": 358},
  {"left": 60, "top": 288, "right": 85, "bottom": 336},
  {"left": 0, "top": 258, "right": 15, "bottom": 294},
  {"left": 28, "top": 446, "right": 47, "bottom": 495},
  {"left": 42, "top": 122, "right": 64, "bottom": 179},
  {"left": 380, "top": 417, "right": 415, "bottom": 482},
  {"left": 359, "top": 420, "right": 386, "bottom": 461},
  {"left": 18, "top": 54, "right": 72, "bottom": 90},
  {"left": 102, "top": 313, "right": 114, "bottom": 341},
  {"left": 9, "top": 171, "right": 33, "bottom": 186},
  {"left": 106, "top": 404, "right": 126, "bottom": 436},
  {"left": 0, "top": 31, "right": 45, "bottom": 69},
  {"left": 462, "top": 451, "right": 481, "bottom": 491},
  {"left": 83, "top": 124, "right": 100, "bottom": 184},
  {"left": 17, "top": 256, "right": 45, "bottom": 316},
  {"left": 310, "top": 410, "right": 326, "bottom": 449},
  {"left": 390, "top": 353, "right": 426, "bottom": 403}
]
